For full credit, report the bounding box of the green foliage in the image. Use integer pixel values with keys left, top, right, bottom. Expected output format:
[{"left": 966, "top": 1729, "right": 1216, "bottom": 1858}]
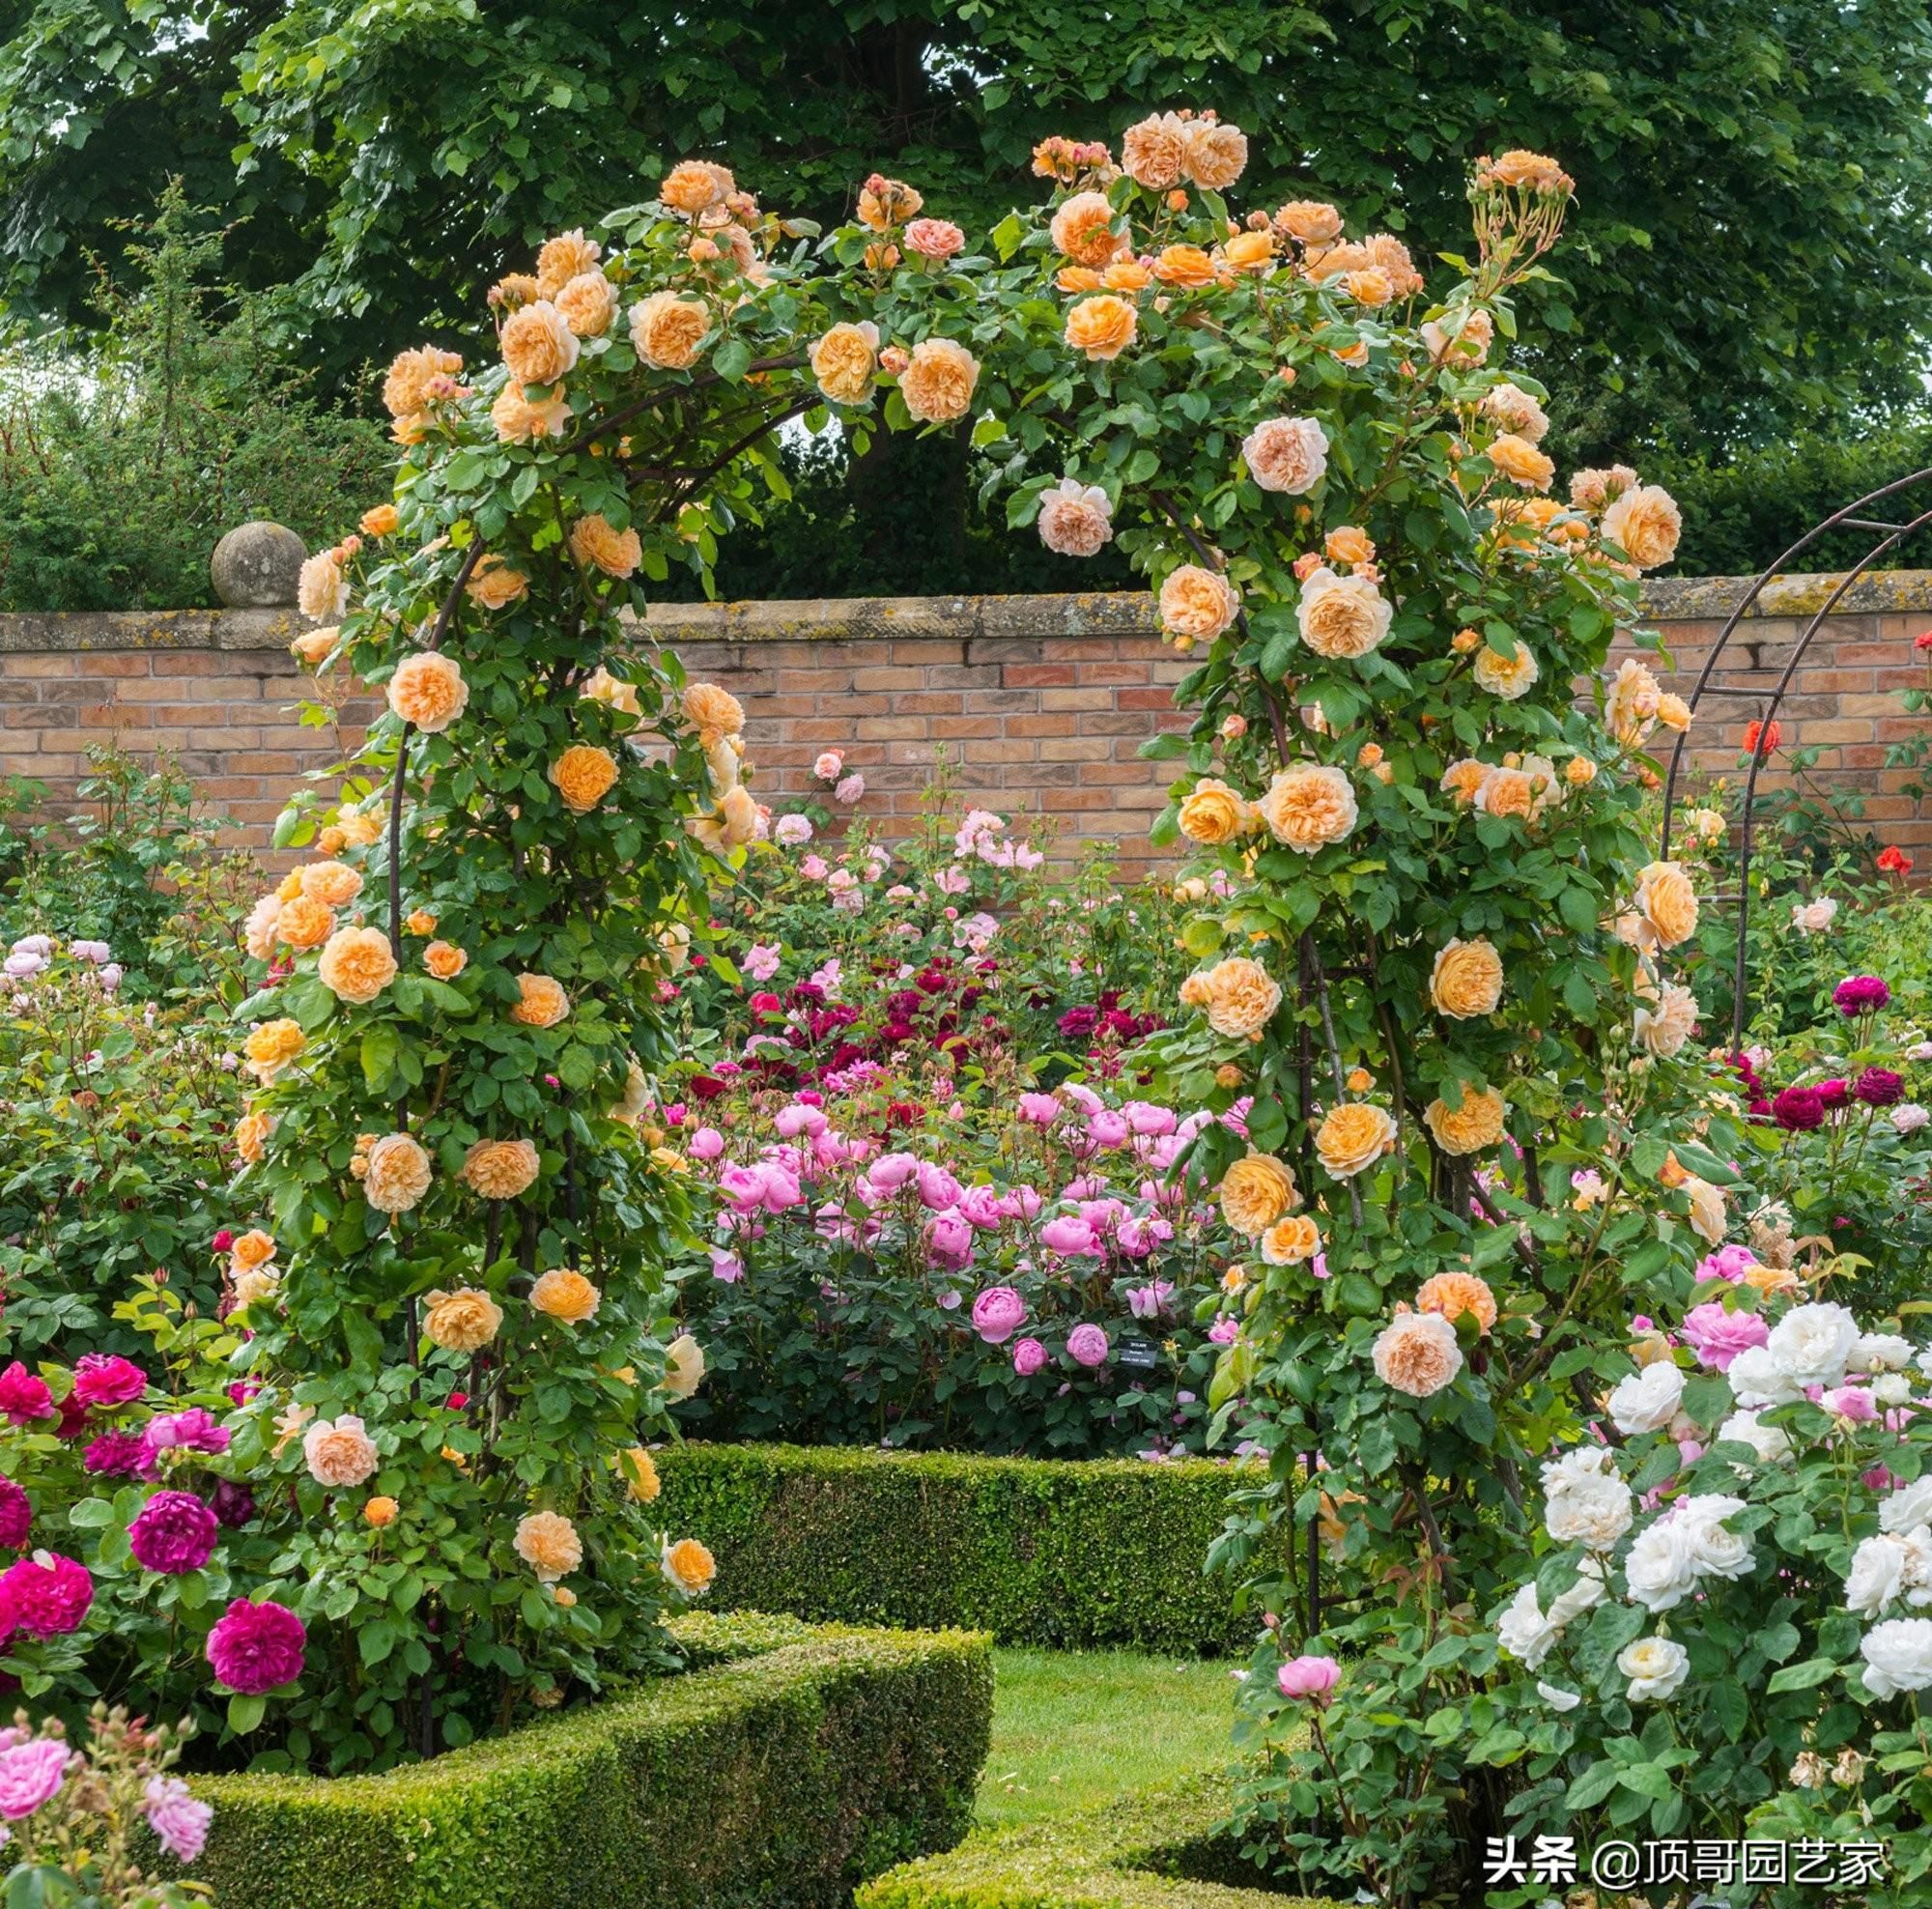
[
  {"left": 0, "top": 184, "right": 386, "bottom": 613},
  {"left": 860, "top": 1774, "right": 1342, "bottom": 1909},
  {"left": 187, "top": 1612, "right": 993, "bottom": 1909},
  {"left": 5, "top": 4, "right": 1931, "bottom": 462},
  {"left": 655, "top": 1442, "right": 1282, "bottom": 1654}
]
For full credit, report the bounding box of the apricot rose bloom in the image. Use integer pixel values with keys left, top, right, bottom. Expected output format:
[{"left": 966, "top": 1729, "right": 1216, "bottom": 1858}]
[
  {"left": 1121, "top": 112, "right": 1187, "bottom": 189},
  {"left": 423, "top": 940, "right": 468, "bottom": 980},
  {"left": 1241, "top": 416, "right": 1329, "bottom": 495},
  {"left": 621, "top": 1447, "right": 662, "bottom": 1502},
  {"left": 303, "top": 1414, "right": 381, "bottom": 1489},
  {"left": 1180, "top": 117, "right": 1247, "bottom": 189},
  {"left": 461, "top": 1139, "right": 540, "bottom": 1201},
  {"left": 423, "top": 1287, "right": 503, "bottom": 1353},
  {"left": 491, "top": 385, "right": 572, "bottom": 442},
  {"left": 1602, "top": 484, "right": 1683, "bottom": 570},
  {"left": 1489, "top": 433, "right": 1554, "bottom": 491},
  {"left": 364, "top": 1497, "right": 399, "bottom": 1528},
  {"left": 1315, "top": 1102, "right": 1397, "bottom": 1180},
  {"left": 363, "top": 1133, "right": 434, "bottom": 1213},
  {"left": 1153, "top": 244, "right": 1216, "bottom": 288},
  {"left": 899, "top": 337, "right": 980, "bottom": 423},
  {"left": 660, "top": 159, "right": 733, "bottom": 214},
  {"left": 318, "top": 926, "right": 398, "bottom": 1005},
  {"left": 554, "top": 271, "right": 615, "bottom": 338},
  {"left": 535, "top": 229, "right": 602, "bottom": 297},
  {"left": 663, "top": 1333, "right": 707, "bottom": 1400},
  {"left": 1218, "top": 1154, "right": 1296, "bottom": 1238},
  {"left": 1296, "top": 567, "right": 1391, "bottom": 661},
  {"left": 501, "top": 299, "right": 580, "bottom": 387},
  {"left": 663, "top": 1536, "right": 717, "bottom": 1596},
  {"left": 467, "top": 555, "right": 528, "bottom": 611},
  {"left": 510, "top": 974, "right": 571, "bottom": 1029},
  {"left": 568, "top": 514, "right": 642, "bottom": 579},
  {"left": 234, "top": 1109, "right": 273, "bottom": 1165},
  {"left": 1472, "top": 642, "right": 1539, "bottom": 700},
  {"left": 620, "top": 291, "right": 706, "bottom": 372},
  {"left": 298, "top": 550, "right": 349, "bottom": 621},
  {"left": 1259, "top": 763, "right": 1358, "bottom": 854},
  {"left": 383, "top": 346, "right": 464, "bottom": 419},
  {"left": 1326, "top": 525, "right": 1373, "bottom": 565},
  {"left": 682, "top": 682, "right": 745, "bottom": 747},
  {"left": 530, "top": 1268, "right": 601, "bottom": 1324},
  {"left": 1276, "top": 201, "right": 1343, "bottom": 244},
  {"left": 387, "top": 652, "right": 469, "bottom": 733},
  {"left": 1223, "top": 230, "right": 1275, "bottom": 272},
  {"left": 1634, "top": 861, "right": 1699, "bottom": 948},
  {"left": 810, "top": 321, "right": 880, "bottom": 405},
  {"left": 230, "top": 1229, "right": 276, "bottom": 1273},
  {"left": 1372, "top": 1311, "right": 1463, "bottom": 1398},
  {"left": 1422, "top": 1085, "right": 1508, "bottom": 1155},
  {"left": 1199, "top": 956, "right": 1281, "bottom": 1040},
  {"left": 1065, "top": 295, "right": 1137, "bottom": 361},
  {"left": 243, "top": 1017, "right": 306, "bottom": 1082},
  {"left": 1178, "top": 778, "right": 1256, "bottom": 845},
  {"left": 1416, "top": 1271, "right": 1498, "bottom": 1334},
  {"left": 1429, "top": 937, "right": 1504, "bottom": 1019},
  {"left": 1261, "top": 1213, "right": 1321, "bottom": 1266},
  {"left": 1037, "top": 477, "right": 1114, "bottom": 556},
  {"left": 551, "top": 745, "right": 619, "bottom": 813},
  {"left": 514, "top": 1510, "right": 582, "bottom": 1583},
  {"left": 1157, "top": 565, "right": 1239, "bottom": 642},
  {"left": 1049, "top": 191, "right": 1122, "bottom": 266}
]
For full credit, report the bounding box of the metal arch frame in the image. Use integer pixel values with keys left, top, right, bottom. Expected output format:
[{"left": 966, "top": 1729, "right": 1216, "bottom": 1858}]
[{"left": 1656, "top": 470, "right": 1932, "bottom": 1042}]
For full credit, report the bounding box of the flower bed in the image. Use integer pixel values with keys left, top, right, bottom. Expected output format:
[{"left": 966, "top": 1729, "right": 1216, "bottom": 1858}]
[
  {"left": 187, "top": 1610, "right": 991, "bottom": 1909},
  {"left": 857, "top": 1775, "right": 1343, "bottom": 1909},
  {"left": 656, "top": 1442, "right": 1281, "bottom": 1654}
]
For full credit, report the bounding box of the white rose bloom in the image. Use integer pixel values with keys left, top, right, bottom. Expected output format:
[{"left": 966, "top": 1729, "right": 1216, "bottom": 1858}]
[
  {"left": 1717, "top": 1409, "right": 1791, "bottom": 1467},
  {"left": 1767, "top": 1301, "right": 1861, "bottom": 1387},
  {"left": 1881, "top": 1476, "right": 1932, "bottom": 1535},
  {"left": 1608, "top": 1361, "right": 1686, "bottom": 1436},
  {"left": 1496, "top": 1582, "right": 1561, "bottom": 1668},
  {"left": 1678, "top": 1494, "right": 1754, "bottom": 1581},
  {"left": 1548, "top": 1555, "right": 1609, "bottom": 1627},
  {"left": 1790, "top": 897, "right": 1838, "bottom": 932},
  {"left": 1537, "top": 1680, "right": 1582, "bottom": 1712},
  {"left": 1860, "top": 1617, "right": 1932, "bottom": 1698},
  {"left": 1847, "top": 1535, "right": 1911, "bottom": 1616},
  {"left": 1892, "top": 1102, "right": 1930, "bottom": 1136},
  {"left": 1541, "top": 1448, "right": 1634, "bottom": 1551},
  {"left": 1854, "top": 1332, "right": 1917, "bottom": 1373},
  {"left": 1874, "top": 1373, "right": 1914, "bottom": 1407},
  {"left": 1727, "top": 1344, "right": 1804, "bottom": 1409},
  {"left": 1618, "top": 1635, "right": 1690, "bottom": 1701},
  {"left": 1625, "top": 1517, "right": 1700, "bottom": 1612},
  {"left": 1900, "top": 1530, "right": 1932, "bottom": 1608}
]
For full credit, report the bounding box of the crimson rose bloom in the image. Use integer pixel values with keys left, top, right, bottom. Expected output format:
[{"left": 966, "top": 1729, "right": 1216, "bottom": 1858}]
[
  {"left": 0, "top": 1479, "right": 28, "bottom": 1552},
  {"left": 206, "top": 1598, "right": 307, "bottom": 1694},
  {"left": 1772, "top": 1087, "right": 1825, "bottom": 1131},
  {"left": 70, "top": 1353, "right": 147, "bottom": 1410},
  {"left": 0, "top": 1553, "right": 93, "bottom": 1638},
  {"left": 1856, "top": 1067, "right": 1906, "bottom": 1107}
]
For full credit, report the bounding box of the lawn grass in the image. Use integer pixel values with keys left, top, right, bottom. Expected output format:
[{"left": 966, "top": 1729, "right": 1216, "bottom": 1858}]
[{"left": 980, "top": 1647, "right": 1237, "bottom": 1829}]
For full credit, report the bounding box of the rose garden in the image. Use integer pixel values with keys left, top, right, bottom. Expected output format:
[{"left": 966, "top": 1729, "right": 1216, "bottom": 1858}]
[{"left": 3, "top": 39, "right": 1932, "bottom": 1909}]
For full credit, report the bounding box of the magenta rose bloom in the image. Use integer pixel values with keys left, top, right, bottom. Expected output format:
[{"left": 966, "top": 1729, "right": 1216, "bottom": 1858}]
[
  {"left": 0, "top": 1363, "right": 52, "bottom": 1428},
  {"left": 0, "top": 1479, "right": 28, "bottom": 1553},
  {"left": 0, "top": 1739, "right": 70, "bottom": 1819},
  {"left": 128, "top": 1491, "right": 219, "bottom": 1575},
  {"left": 1066, "top": 1323, "right": 1110, "bottom": 1368},
  {"left": 83, "top": 1430, "right": 151, "bottom": 1479},
  {"left": 206, "top": 1598, "right": 306, "bottom": 1695},
  {"left": 1834, "top": 975, "right": 1891, "bottom": 1015},
  {"left": 970, "top": 1286, "right": 1027, "bottom": 1345},
  {"left": 0, "top": 1553, "right": 93, "bottom": 1638},
  {"left": 1856, "top": 1067, "right": 1906, "bottom": 1108},
  {"left": 70, "top": 1353, "right": 148, "bottom": 1410},
  {"left": 1276, "top": 1654, "right": 1342, "bottom": 1705},
  {"left": 140, "top": 1408, "right": 231, "bottom": 1463},
  {"left": 1011, "top": 1336, "right": 1048, "bottom": 1377},
  {"left": 1680, "top": 1301, "right": 1771, "bottom": 1373},
  {"left": 1772, "top": 1087, "right": 1826, "bottom": 1131}
]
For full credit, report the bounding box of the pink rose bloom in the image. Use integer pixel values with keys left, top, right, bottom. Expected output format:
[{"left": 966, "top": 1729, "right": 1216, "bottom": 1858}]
[
  {"left": 1276, "top": 1654, "right": 1341, "bottom": 1705},
  {"left": 1209, "top": 1316, "right": 1240, "bottom": 1346},
  {"left": 1123, "top": 1101, "right": 1178, "bottom": 1136},
  {"left": 1017, "top": 1093, "right": 1060, "bottom": 1126},
  {"left": 971, "top": 1285, "right": 1028, "bottom": 1344},
  {"left": 688, "top": 1125, "right": 725, "bottom": 1161},
  {"left": 871, "top": 1151, "right": 920, "bottom": 1192},
  {"left": 0, "top": 1739, "right": 70, "bottom": 1818},
  {"left": 0, "top": 1363, "right": 53, "bottom": 1427},
  {"left": 144, "top": 1775, "right": 213, "bottom": 1864},
  {"left": 916, "top": 1162, "right": 963, "bottom": 1211},
  {"left": 1011, "top": 1337, "right": 1049, "bottom": 1377},
  {"left": 775, "top": 813, "right": 812, "bottom": 847},
  {"left": 71, "top": 1353, "right": 147, "bottom": 1410},
  {"left": 1695, "top": 1243, "right": 1758, "bottom": 1285},
  {"left": 800, "top": 854, "right": 830, "bottom": 881},
  {"left": 1000, "top": 1184, "right": 1043, "bottom": 1221},
  {"left": 709, "top": 1247, "right": 744, "bottom": 1283},
  {"left": 1062, "top": 1083, "right": 1104, "bottom": 1117},
  {"left": 1088, "top": 1110, "right": 1130, "bottom": 1149},
  {"left": 957, "top": 1184, "right": 1005, "bottom": 1231},
  {"left": 1066, "top": 1323, "right": 1110, "bottom": 1368},
  {"left": 759, "top": 1165, "right": 804, "bottom": 1211},
  {"left": 1680, "top": 1302, "right": 1770, "bottom": 1372},
  {"left": 1310, "top": 1251, "right": 1329, "bottom": 1280},
  {"left": 775, "top": 1102, "right": 828, "bottom": 1139},
  {"left": 1040, "top": 1214, "right": 1099, "bottom": 1257},
  {"left": 743, "top": 942, "right": 781, "bottom": 982},
  {"left": 1825, "top": 1385, "right": 1879, "bottom": 1422},
  {"left": 835, "top": 773, "right": 866, "bottom": 805},
  {"left": 718, "top": 1163, "right": 770, "bottom": 1212},
  {"left": 1125, "top": 1280, "right": 1175, "bottom": 1318},
  {"left": 926, "top": 1211, "right": 977, "bottom": 1267},
  {"left": 905, "top": 217, "right": 966, "bottom": 259},
  {"left": 0, "top": 1553, "right": 93, "bottom": 1638},
  {"left": 932, "top": 865, "right": 971, "bottom": 895},
  {"left": 813, "top": 751, "right": 843, "bottom": 782}
]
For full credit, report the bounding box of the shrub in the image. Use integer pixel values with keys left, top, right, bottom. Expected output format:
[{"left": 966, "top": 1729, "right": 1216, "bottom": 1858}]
[
  {"left": 655, "top": 1442, "right": 1279, "bottom": 1654},
  {"left": 188, "top": 1611, "right": 992, "bottom": 1909},
  {"left": 858, "top": 1775, "right": 1343, "bottom": 1909}
]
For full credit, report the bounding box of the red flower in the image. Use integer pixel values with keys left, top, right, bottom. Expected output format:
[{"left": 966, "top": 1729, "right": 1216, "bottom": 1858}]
[
  {"left": 1915, "top": 630, "right": 1932, "bottom": 652},
  {"left": 1742, "top": 719, "right": 1781, "bottom": 756},
  {"left": 1878, "top": 845, "right": 1915, "bottom": 875}
]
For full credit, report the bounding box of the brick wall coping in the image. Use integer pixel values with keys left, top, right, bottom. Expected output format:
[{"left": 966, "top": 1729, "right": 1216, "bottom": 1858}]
[{"left": 3, "top": 571, "right": 1930, "bottom": 655}]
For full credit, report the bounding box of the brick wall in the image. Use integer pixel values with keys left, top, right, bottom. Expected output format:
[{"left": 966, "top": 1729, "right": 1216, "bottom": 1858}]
[{"left": 3, "top": 577, "right": 1929, "bottom": 882}]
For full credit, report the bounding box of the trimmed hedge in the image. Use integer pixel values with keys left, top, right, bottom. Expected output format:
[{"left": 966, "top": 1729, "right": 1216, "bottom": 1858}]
[
  {"left": 857, "top": 1774, "right": 1344, "bottom": 1909},
  {"left": 190, "top": 1611, "right": 991, "bottom": 1909},
  {"left": 657, "top": 1442, "right": 1277, "bottom": 1655}
]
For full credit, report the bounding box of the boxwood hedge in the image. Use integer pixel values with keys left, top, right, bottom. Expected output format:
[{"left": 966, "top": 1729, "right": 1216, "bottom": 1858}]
[
  {"left": 857, "top": 1774, "right": 1343, "bottom": 1908},
  {"left": 189, "top": 1611, "right": 991, "bottom": 1909},
  {"left": 656, "top": 1442, "right": 1279, "bottom": 1654}
]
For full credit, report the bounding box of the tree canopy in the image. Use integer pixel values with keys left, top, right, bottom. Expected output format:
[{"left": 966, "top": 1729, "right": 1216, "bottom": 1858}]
[{"left": 4, "top": 1, "right": 1930, "bottom": 461}]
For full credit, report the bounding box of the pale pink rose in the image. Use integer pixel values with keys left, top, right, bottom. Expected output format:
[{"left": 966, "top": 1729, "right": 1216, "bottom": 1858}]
[
  {"left": 1037, "top": 477, "right": 1114, "bottom": 557},
  {"left": 813, "top": 751, "right": 844, "bottom": 781},
  {"left": 905, "top": 217, "right": 966, "bottom": 260},
  {"left": 835, "top": 773, "right": 866, "bottom": 804}
]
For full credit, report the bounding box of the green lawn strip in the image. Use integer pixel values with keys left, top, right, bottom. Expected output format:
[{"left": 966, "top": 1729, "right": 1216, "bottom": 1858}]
[{"left": 980, "top": 1647, "right": 1239, "bottom": 1829}]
